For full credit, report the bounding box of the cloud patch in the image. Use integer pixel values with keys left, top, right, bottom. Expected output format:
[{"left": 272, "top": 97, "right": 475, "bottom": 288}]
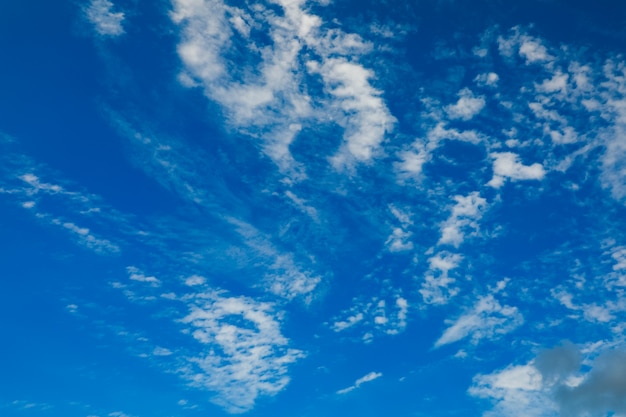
[
  {"left": 434, "top": 294, "right": 523, "bottom": 347},
  {"left": 488, "top": 152, "right": 545, "bottom": 188},
  {"left": 85, "top": 0, "right": 125, "bottom": 37},
  {"left": 180, "top": 291, "right": 304, "bottom": 413},
  {"left": 445, "top": 88, "right": 486, "bottom": 121}
]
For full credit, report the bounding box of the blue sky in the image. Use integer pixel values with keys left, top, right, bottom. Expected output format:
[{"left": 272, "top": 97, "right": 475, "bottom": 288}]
[{"left": 1, "top": 0, "right": 626, "bottom": 416}]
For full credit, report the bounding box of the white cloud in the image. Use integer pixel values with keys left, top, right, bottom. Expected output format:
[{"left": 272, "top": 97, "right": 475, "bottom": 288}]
[
  {"left": 445, "top": 88, "right": 486, "bottom": 121},
  {"left": 475, "top": 72, "right": 499, "bottom": 86},
  {"left": 420, "top": 252, "right": 462, "bottom": 305},
  {"left": 434, "top": 294, "right": 523, "bottom": 347},
  {"left": 285, "top": 190, "right": 318, "bottom": 221},
  {"left": 552, "top": 288, "right": 619, "bottom": 324},
  {"left": 469, "top": 364, "right": 553, "bottom": 417},
  {"left": 127, "top": 266, "right": 161, "bottom": 287},
  {"left": 488, "top": 152, "right": 545, "bottom": 188},
  {"left": 612, "top": 247, "right": 626, "bottom": 271},
  {"left": 336, "top": 371, "right": 382, "bottom": 395},
  {"left": 536, "top": 71, "right": 569, "bottom": 94},
  {"left": 152, "top": 347, "right": 173, "bottom": 356},
  {"left": 519, "top": 39, "right": 550, "bottom": 64},
  {"left": 498, "top": 27, "right": 552, "bottom": 64},
  {"left": 438, "top": 192, "right": 487, "bottom": 248},
  {"left": 395, "top": 143, "right": 430, "bottom": 180},
  {"left": 395, "top": 123, "right": 483, "bottom": 182},
  {"left": 85, "top": 0, "right": 125, "bottom": 37},
  {"left": 185, "top": 275, "right": 206, "bottom": 286},
  {"left": 311, "top": 58, "right": 396, "bottom": 169},
  {"left": 53, "top": 219, "right": 120, "bottom": 254},
  {"left": 386, "top": 205, "right": 414, "bottom": 252},
  {"left": 332, "top": 312, "right": 364, "bottom": 332},
  {"left": 172, "top": 0, "right": 395, "bottom": 174},
  {"left": 180, "top": 291, "right": 304, "bottom": 413}
]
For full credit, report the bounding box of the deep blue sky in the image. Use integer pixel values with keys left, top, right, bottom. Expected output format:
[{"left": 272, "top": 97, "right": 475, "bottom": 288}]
[{"left": 2, "top": 1, "right": 626, "bottom": 416}]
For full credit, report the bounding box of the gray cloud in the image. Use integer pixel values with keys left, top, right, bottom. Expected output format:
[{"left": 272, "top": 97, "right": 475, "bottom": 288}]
[
  {"left": 555, "top": 350, "right": 626, "bottom": 417},
  {"left": 535, "top": 343, "right": 626, "bottom": 417},
  {"left": 533, "top": 341, "right": 581, "bottom": 385}
]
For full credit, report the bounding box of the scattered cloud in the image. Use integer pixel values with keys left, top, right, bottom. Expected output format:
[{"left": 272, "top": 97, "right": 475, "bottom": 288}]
[
  {"left": 331, "top": 295, "right": 409, "bottom": 341},
  {"left": 179, "top": 291, "right": 304, "bottom": 413},
  {"left": 497, "top": 27, "right": 552, "bottom": 64}
]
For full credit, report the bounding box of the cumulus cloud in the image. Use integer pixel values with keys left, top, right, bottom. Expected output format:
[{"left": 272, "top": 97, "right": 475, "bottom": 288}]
[
  {"left": 336, "top": 371, "right": 383, "bottom": 395},
  {"left": 434, "top": 294, "right": 523, "bottom": 347},
  {"left": 180, "top": 291, "right": 304, "bottom": 413},
  {"left": 85, "top": 0, "right": 125, "bottom": 37},
  {"left": 469, "top": 363, "right": 553, "bottom": 417},
  {"left": 488, "top": 152, "right": 545, "bottom": 188},
  {"left": 445, "top": 88, "right": 486, "bottom": 121},
  {"left": 497, "top": 27, "right": 552, "bottom": 64}
]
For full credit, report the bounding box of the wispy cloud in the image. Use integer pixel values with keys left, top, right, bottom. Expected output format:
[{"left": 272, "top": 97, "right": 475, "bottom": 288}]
[
  {"left": 85, "top": 0, "right": 125, "bottom": 37},
  {"left": 336, "top": 371, "right": 382, "bottom": 395},
  {"left": 434, "top": 294, "right": 523, "bottom": 348}
]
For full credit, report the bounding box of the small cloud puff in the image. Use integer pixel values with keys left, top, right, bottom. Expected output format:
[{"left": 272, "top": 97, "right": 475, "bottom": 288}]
[
  {"left": 445, "top": 88, "right": 485, "bottom": 121},
  {"left": 488, "top": 152, "right": 545, "bottom": 188}
]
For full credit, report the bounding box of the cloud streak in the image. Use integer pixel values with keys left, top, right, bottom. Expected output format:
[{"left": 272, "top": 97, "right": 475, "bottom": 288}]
[{"left": 336, "top": 371, "right": 382, "bottom": 395}]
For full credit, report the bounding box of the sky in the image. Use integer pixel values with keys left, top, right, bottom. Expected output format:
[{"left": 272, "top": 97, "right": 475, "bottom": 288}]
[{"left": 1, "top": 0, "right": 626, "bottom": 416}]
